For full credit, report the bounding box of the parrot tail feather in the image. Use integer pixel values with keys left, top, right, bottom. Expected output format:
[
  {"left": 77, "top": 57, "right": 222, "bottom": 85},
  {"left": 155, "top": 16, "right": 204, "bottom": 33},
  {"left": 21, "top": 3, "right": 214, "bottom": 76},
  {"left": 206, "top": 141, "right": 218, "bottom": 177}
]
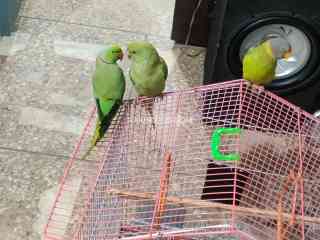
[
  {"left": 79, "top": 120, "right": 101, "bottom": 162},
  {"left": 79, "top": 144, "right": 96, "bottom": 162},
  {"left": 80, "top": 100, "right": 121, "bottom": 161},
  {"left": 91, "top": 120, "right": 102, "bottom": 147}
]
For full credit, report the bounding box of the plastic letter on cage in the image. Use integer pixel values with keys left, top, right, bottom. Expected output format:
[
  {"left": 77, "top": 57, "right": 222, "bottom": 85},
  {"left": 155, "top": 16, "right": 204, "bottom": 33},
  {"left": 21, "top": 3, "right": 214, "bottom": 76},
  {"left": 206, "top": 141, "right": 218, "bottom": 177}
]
[{"left": 211, "top": 127, "right": 241, "bottom": 161}]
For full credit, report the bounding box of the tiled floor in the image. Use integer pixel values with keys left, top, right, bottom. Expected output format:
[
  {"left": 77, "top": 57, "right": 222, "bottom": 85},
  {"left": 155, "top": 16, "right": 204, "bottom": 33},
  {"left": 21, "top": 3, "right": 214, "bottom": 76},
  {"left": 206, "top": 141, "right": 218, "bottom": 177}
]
[{"left": 0, "top": 0, "right": 205, "bottom": 239}]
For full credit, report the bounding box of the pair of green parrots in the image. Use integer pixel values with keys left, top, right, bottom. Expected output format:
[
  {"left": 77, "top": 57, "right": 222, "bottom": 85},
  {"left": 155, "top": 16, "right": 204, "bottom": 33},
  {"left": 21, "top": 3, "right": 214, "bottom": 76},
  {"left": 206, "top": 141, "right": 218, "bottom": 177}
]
[{"left": 91, "top": 41, "right": 168, "bottom": 146}]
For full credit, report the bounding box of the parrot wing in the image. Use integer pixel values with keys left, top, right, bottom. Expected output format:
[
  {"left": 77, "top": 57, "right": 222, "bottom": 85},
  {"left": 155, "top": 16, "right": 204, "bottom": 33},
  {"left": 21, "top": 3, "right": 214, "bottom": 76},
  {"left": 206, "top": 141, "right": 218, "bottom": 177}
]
[
  {"left": 129, "top": 57, "right": 168, "bottom": 127},
  {"left": 129, "top": 56, "right": 167, "bottom": 97},
  {"left": 93, "top": 59, "right": 126, "bottom": 101}
]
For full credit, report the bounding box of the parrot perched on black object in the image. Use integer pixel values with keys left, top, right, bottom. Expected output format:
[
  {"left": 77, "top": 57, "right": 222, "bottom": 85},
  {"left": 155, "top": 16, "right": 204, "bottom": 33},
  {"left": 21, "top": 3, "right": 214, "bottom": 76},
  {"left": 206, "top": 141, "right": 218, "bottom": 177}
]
[
  {"left": 127, "top": 41, "right": 168, "bottom": 127},
  {"left": 242, "top": 36, "right": 292, "bottom": 86}
]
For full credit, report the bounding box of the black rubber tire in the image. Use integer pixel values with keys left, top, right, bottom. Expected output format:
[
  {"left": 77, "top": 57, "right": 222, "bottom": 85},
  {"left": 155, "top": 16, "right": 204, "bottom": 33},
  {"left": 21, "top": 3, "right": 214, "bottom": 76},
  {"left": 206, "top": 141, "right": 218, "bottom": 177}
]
[{"left": 227, "top": 13, "right": 320, "bottom": 95}]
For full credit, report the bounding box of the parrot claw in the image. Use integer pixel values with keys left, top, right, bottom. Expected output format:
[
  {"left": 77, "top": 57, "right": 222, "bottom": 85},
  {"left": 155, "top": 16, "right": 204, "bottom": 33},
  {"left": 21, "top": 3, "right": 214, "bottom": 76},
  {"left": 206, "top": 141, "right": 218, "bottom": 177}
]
[
  {"left": 253, "top": 84, "right": 264, "bottom": 91},
  {"left": 246, "top": 81, "right": 264, "bottom": 94},
  {"left": 249, "top": 84, "right": 265, "bottom": 94},
  {"left": 137, "top": 95, "right": 148, "bottom": 101},
  {"left": 246, "top": 80, "right": 253, "bottom": 89},
  {"left": 159, "top": 93, "right": 165, "bottom": 99},
  {"left": 91, "top": 121, "right": 102, "bottom": 146}
]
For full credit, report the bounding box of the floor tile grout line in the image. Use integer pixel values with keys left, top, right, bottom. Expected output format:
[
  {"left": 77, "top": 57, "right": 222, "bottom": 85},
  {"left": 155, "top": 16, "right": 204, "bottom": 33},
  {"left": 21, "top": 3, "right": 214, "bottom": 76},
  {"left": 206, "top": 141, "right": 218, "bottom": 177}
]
[
  {"left": 0, "top": 145, "right": 69, "bottom": 159},
  {"left": 18, "top": 15, "right": 171, "bottom": 39}
]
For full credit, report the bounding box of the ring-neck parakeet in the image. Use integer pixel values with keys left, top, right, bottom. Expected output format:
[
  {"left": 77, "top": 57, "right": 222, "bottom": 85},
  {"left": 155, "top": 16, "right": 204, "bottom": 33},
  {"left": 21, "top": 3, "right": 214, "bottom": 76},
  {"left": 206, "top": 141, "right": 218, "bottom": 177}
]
[
  {"left": 127, "top": 41, "right": 168, "bottom": 126},
  {"left": 91, "top": 44, "right": 126, "bottom": 146},
  {"left": 242, "top": 36, "right": 292, "bottom": 86}
]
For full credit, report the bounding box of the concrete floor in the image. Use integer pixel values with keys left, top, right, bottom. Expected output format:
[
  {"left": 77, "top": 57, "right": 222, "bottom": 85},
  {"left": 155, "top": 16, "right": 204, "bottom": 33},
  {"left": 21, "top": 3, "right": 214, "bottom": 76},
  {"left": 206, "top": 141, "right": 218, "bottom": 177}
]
[{"left": 0, "top": 0, "right": 205, "bottom": 239}]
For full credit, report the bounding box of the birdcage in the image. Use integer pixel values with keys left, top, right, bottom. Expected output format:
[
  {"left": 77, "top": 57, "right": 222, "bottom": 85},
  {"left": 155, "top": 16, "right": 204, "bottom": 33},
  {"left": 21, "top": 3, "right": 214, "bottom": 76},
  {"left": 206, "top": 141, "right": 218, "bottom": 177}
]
[{"left": 44, "top": 79, "right": 320, "bottom": 240}]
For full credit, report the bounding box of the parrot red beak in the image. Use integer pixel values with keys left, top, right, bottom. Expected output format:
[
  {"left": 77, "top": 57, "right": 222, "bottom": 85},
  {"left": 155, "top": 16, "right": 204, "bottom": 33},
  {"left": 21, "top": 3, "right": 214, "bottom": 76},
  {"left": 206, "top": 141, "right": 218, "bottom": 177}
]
[{"left": 283, "top": 47, "right": 293, "bottom": 60}]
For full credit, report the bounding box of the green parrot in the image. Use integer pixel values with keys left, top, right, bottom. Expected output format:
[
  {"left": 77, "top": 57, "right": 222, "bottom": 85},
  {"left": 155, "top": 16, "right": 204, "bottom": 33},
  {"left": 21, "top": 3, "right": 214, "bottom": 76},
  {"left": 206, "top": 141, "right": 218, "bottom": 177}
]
[
  {"left": 242, "top": 36, "right": 292, "bottom": 86},
  {"left": 127, "top": 41, "right": 168, "bottom": 126},
  {"left": 90, "top": 44, "right": 126, "bottom": 146}
]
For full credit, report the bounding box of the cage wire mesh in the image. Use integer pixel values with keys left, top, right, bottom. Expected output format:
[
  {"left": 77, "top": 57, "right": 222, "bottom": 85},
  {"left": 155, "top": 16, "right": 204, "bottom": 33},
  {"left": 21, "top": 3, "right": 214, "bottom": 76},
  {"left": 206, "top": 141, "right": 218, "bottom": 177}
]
[{"left": 44, "top": 79, "right": 320, "bottom": 240}]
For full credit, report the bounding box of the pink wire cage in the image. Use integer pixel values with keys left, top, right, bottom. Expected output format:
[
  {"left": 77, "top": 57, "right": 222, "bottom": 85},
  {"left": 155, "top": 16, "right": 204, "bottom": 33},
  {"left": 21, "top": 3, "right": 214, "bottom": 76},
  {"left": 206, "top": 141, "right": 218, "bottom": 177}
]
[{"left": 44, "top": 79, "right": 320, "bottom": 240}]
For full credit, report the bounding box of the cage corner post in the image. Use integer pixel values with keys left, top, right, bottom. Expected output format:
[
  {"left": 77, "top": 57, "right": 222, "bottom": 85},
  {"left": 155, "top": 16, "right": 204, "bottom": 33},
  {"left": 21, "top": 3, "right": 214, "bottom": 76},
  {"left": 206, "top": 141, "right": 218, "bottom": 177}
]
[
  {"left": 230, "top": 80, "right": 245, "bottom": 233},
  {"left": 297, "top": 109, "right": 306, "bottom": 240}
]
